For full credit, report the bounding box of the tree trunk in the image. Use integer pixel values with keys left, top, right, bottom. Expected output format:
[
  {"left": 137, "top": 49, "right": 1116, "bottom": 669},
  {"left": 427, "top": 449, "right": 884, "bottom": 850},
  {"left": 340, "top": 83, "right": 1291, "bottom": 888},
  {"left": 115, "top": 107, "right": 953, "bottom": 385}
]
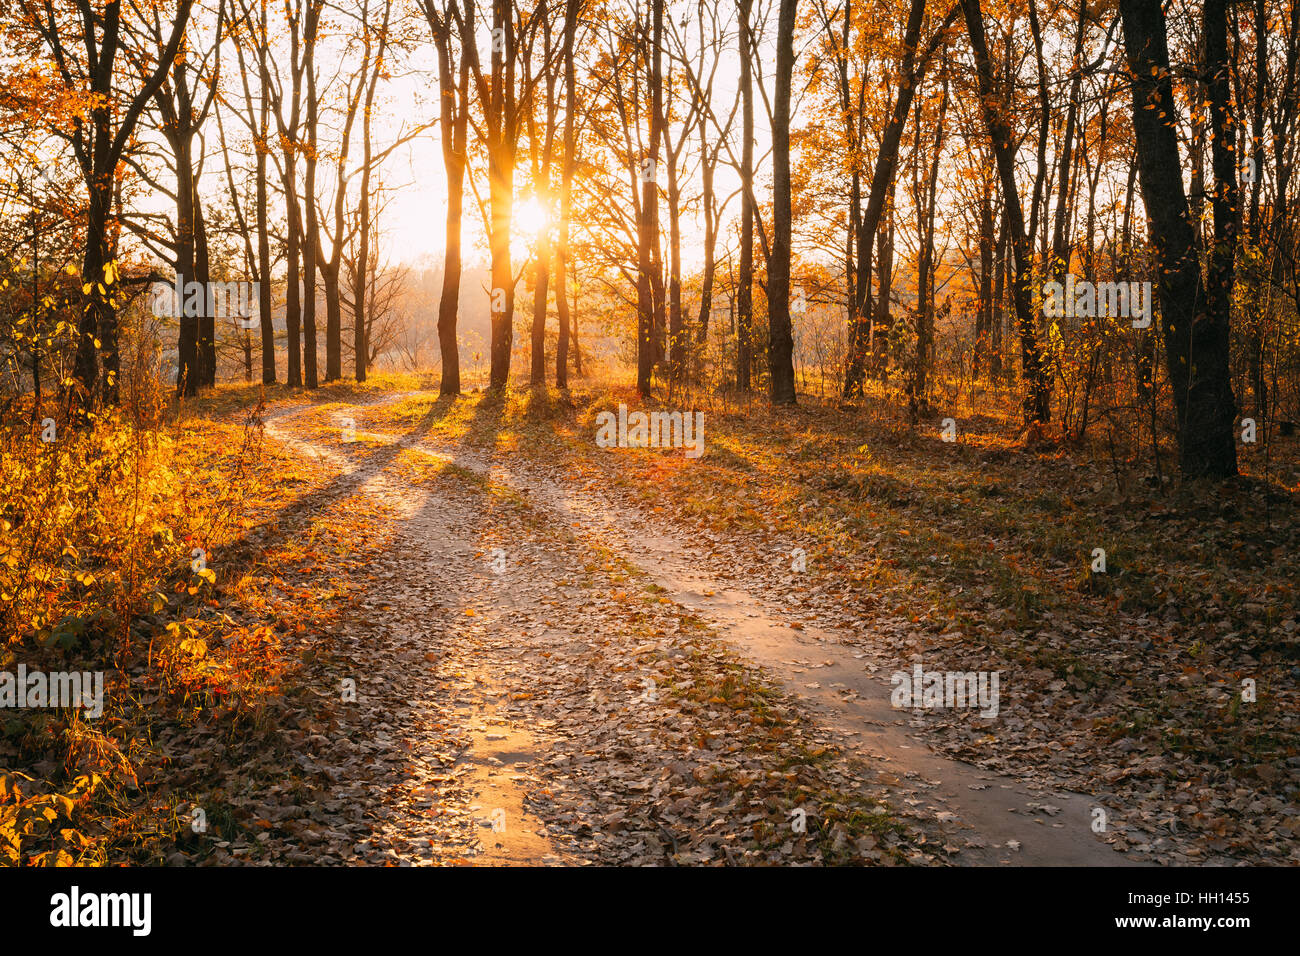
[
  {"left": 767, "top": 0, "right": 798, "bottom": 405},
  {"left": 843, "top": 0, "right": 939, "bottom": 397},
  {"left": 195, "top": 186, "right": 216, "bottom": 386},
  {"left": 1119, "top": 0, "right": 1238, "bottom": 478},
  {"left": 303, "top": 126, "right": 320, "bottom": 388},
  {"left": 665, "top": 132, "right": 685, "bottom": 384},
  {"left": 636, "top": 0, "right": 664, "bottom": 395},
  {"left": 430, "top": 4, "right": 467, "bottom": 396},
  {"left": 974, "top": 180, "right": 994, "bottom": 378},
  {"left": 554, "top": 0, "right": 580, "bottom": 389},
  {"left": 302, "top": 2, "right": 322, "bottom": 388},
  {"left": 175, "top": 131, "right": 199, "bottom": 398},
  {"left": 697, "top": 113, "right": 717, "bottom": 351},
  {"left": 485, "top": 0, "right": 516, "bottom": 391},
  {"left": 257, "top": 3, "right": 276, "bottom": 385},
  {"left": 285, "top": 165, "right": 303, "bottom": 386},
  {"left": 736, "top": 0, "right": 755, "bottom": 392},
  {"left": 530, "top": 234, "right": 551, "bottom": 386},
  {"left": 874, "top": 190, "right": 894, "bottom": 373},
  {"left": 488, "top": 155, "right": 515, "bottom": 389},
  {"left": 323, "top": 259, "right": 342, "bottom": 382},
  {"left": 961, "top": 0, "right": 1051, "bottom": 424}
]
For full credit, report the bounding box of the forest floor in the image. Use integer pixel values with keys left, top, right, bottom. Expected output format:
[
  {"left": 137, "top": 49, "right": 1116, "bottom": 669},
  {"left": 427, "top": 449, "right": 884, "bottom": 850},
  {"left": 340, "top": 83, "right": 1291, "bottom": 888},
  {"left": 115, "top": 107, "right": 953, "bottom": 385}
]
[
  {"left": 137, "top": 375, "right": 1295, "bottom": 867},
  {"left": 8, "top": 374, "right": 1294, "bottom": 866}
]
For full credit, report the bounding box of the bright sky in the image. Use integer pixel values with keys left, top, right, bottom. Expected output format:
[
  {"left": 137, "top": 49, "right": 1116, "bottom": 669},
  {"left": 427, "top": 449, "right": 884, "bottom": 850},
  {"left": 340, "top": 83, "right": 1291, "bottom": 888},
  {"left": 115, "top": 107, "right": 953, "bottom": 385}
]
[{"left": 363, "top": 20, "right": 778, "bottom": 272}]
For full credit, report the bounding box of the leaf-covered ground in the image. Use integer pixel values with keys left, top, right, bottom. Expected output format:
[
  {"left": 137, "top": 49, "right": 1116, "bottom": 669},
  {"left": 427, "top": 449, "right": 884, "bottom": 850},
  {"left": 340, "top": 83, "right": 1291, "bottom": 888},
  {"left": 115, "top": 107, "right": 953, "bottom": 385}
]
[
  {"left": 290, "top": 380, "right": 1297, "bottom": 864},
  {"left": 4, "top": 376, "right": 1295, "bottom": 865}
]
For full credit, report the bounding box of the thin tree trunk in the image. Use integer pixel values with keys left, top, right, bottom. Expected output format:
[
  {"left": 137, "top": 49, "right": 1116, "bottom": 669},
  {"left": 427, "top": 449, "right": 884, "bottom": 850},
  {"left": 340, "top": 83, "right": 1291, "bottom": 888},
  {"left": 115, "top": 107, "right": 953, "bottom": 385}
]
[
  {"left": 302, "top": 1, "right": 322, "bottom": 388},
  {"left": 636, "top": 0, "right": 664, "bottom": 394},
  {"left": 768, "top": 0, "right": 798, "bottom": 405},
  {"left": 843, "top": 0, "right": 947, "bottom": 397},
  {"left": 962, "top": 0, "right": 1051, "bottom": 424},
  {"left": 303, "top": 65, "right": 320, "bottom": 389},
  {"left": 257, "top": 2, "right": 276, "bottom": 385},
  {"left": 175, "top": 131, "right": 199, "bottom": 397},
  {"left": 195, "top": 185, "right": 215, "bottom": 386},
  {"left": 974, "top": 179, "right": 994, "bottom": 378},
  {"left": 432, "top": 6, "right": 467, "bottom": 396},
  {"left": 736, "top": 0, "right": 754, "bottom": 392},
  {"left": 285, "top": 165, "right": 302, "bottom": 386},
  {"left": 554, "top": 0, "right": 579, "bottom": 388}
]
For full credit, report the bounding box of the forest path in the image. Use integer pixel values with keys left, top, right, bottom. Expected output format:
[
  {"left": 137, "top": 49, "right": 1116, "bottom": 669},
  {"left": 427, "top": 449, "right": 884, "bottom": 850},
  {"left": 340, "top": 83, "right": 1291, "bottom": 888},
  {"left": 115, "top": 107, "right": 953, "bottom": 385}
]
[
  {"left": 258, "top": 398, "right": 576, "bottom": 864},
  {"left": 259, "top": 390, "right": 1139, "bottom": 866}
]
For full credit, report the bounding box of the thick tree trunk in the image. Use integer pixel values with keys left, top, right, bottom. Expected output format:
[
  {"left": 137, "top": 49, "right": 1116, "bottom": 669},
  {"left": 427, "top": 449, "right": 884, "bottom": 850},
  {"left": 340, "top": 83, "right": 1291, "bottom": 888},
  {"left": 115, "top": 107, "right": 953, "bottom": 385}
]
[
  {"left": 488, "top": 158, "right": 515, "bottom": 389},
  {"left": 439, "top": 112, "right": 466, "bottom": 395},
  {"left": 75, "top": 151, "right": 116, "bottom": 406},
  {"left": 1119, "top": 0, "right": 1238, "bottom": 478},
  {"left": 439, "top": 154, "right": 465, "bottom": 395}
]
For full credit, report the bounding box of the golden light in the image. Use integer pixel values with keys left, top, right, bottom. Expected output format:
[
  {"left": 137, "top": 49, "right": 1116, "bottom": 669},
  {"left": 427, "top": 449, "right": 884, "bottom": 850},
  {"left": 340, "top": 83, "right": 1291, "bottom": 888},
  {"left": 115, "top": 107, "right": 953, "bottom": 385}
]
[{"left": 514, "top": 197, "right": 548, "bottom": 237}]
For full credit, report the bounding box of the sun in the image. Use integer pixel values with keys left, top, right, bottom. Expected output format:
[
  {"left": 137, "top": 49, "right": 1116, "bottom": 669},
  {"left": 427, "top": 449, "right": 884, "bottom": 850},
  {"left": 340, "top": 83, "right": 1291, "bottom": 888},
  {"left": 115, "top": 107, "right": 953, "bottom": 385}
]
[{"left": 514, "top": 197, "right": 548, "bottom": 236}]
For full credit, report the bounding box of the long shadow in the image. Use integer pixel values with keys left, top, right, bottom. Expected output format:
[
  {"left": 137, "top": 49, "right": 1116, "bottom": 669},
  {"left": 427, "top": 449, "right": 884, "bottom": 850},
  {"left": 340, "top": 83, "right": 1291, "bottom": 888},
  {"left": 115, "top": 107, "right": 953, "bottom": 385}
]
[
  {"left": 463, "top": 387, "right": 510, "bottom": 454},
  {"left": 192, "top": 394, "right": 490, "bottom": 864},
  {"left": 217, "top": 393, "right": 464, "bottom": 572},
  {"left": 450, "top": 386, "right": 591, "bottom": 491}
]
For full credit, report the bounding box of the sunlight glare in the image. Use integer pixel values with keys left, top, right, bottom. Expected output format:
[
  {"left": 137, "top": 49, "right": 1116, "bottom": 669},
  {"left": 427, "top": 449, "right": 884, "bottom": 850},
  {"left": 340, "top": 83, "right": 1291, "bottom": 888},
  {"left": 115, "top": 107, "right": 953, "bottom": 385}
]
[{"left": 514, "top": 198, "right": 548, "bottom": 237}]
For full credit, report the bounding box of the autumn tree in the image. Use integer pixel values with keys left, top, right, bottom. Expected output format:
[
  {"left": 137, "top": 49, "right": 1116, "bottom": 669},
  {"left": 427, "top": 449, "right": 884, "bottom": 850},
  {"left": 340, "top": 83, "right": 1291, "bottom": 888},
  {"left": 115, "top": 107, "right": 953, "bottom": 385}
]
[{"left": 18, "top": 0, "right": 195, "bottom": 408}]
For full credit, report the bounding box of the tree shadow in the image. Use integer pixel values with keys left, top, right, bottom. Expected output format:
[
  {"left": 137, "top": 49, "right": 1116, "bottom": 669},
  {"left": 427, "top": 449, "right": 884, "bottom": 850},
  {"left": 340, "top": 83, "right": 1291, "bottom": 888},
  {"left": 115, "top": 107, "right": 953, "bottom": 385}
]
[
  {"left": 216, "top": 394, "right": 465, "bottom": 572},
  {"left": 464, "top": 387, "right": 510, "bottom": 453}
]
